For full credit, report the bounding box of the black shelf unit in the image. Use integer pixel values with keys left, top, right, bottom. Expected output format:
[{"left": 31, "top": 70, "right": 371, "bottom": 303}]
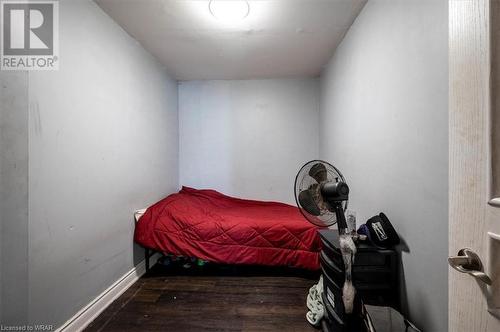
[{"left": 319, "top": 229, "right": 398, "bottom": 331}]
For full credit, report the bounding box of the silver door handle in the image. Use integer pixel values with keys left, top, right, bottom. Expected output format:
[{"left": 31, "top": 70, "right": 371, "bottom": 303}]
[{"left": 448, "top": 248, "right": 492, "bottom": 285}]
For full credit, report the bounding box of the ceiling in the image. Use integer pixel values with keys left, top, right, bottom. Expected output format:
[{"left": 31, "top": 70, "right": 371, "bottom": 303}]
[{"left": 96, "top": 0, "right": 366, "bottom": 80}]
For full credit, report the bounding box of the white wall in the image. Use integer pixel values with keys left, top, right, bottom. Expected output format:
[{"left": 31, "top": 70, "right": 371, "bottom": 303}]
[
  {"left": 179, "top": 79, "right": 319, "bottom": 204},
  {"left": 319, "top": 1, "right": 448, "bottom": 331},
  {"left": 0, "top": 72, "right": 29, "bottom": 325},
  {"left": 25, "top": 1, "right": 178, "bottom": 327}
]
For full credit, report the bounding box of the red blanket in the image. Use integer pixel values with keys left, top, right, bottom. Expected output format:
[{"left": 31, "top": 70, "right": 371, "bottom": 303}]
[{"left": 134, "top": 187, "right": 321, "bottom": 270}]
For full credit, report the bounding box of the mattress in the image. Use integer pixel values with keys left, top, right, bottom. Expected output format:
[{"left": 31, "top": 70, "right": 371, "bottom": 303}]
[{"left": 134, "top": 187, "right": 321, "bottom": 270}]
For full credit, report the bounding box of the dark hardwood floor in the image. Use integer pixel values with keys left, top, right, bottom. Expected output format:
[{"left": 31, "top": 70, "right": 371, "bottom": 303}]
[{"left": 85, "top": 263, "right": 320, "bottom": 332}]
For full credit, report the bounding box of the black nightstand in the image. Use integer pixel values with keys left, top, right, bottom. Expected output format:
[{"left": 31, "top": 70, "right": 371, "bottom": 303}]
[{"left": 319, "top": 229, "right": 398, "bottom": 332}]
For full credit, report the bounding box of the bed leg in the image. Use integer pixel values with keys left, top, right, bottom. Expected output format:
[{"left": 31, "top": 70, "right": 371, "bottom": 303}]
[{"left": 145, "top": 248, "right": 150, "bottom": 273}]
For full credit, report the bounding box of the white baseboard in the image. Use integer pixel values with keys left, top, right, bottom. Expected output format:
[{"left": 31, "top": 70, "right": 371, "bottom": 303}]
[{"left": 56, "top": 252, "right": 161, "bottom": 332}]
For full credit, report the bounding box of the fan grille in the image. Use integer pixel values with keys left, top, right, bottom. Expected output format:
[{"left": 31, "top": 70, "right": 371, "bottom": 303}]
[{"left": 294, "top": 160, "right": 348, "bottom": 227}]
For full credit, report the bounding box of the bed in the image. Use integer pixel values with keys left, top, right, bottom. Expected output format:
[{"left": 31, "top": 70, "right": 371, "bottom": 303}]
[{"left": 134, "top": 187, "right": 321, "bottom": 270}]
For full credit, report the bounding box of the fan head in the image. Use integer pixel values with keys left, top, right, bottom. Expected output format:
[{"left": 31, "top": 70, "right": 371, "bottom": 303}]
[{"left": 294, "top": 160, "right": 348, "bottom": 227}]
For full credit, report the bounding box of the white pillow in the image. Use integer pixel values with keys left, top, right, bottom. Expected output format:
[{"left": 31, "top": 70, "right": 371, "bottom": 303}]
[{"left": 134, "top": 208, "right": 147, "bottom": 223}]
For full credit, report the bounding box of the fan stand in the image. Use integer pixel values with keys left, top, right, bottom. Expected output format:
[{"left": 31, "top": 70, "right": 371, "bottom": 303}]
[
  {"left": 332, "top": 202, "right": 348, "bottom": 235},
  {"left": 333, "top": 202, "right": 358, "bottom": 316}
]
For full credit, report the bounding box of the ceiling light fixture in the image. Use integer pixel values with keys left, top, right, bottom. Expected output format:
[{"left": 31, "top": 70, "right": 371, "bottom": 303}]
[{"left": 209, "top": 0, "right": 250, "bottom": 23}]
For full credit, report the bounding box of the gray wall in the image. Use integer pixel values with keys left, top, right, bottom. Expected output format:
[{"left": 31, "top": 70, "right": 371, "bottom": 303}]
[
  {"left": 179, "top": 79, "right": 319, "bottom": 204},
  {"left": 1, "top": 0, "right": 178, "bottom": 327},
  {"left": 0, "top": 72, "right": 29, "bottom": 325},
  {"left": 319, "top": 1, "right": 448, "bottom": 331}
]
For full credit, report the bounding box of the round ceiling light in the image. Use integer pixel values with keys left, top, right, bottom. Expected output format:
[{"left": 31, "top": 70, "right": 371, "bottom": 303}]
[{"left": 209, "top": 0, "right": 250, "bottom": 23}]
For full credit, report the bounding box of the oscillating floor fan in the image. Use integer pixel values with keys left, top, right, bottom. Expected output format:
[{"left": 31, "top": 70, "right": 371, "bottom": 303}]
[
  {"left": 294, "top": 160, "right": 350, "bottom": 232},
  {"left": 294, "top": 160, "right": 357, "bottom": 314}
]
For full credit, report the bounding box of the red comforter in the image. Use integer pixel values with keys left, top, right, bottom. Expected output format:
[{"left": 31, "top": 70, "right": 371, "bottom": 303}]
[{"left": 134, "top": 187, "right": 321, "bottom": 270}]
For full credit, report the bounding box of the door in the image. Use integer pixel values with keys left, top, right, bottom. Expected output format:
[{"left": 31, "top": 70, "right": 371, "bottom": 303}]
[{"left": 449, "top": 0, "right": 500, "bottom": 331}]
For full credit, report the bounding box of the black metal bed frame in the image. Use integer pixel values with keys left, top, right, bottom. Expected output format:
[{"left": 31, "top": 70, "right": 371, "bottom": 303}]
[{"left": 144, "top": 247, "right": 157, "bottom": 273}]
